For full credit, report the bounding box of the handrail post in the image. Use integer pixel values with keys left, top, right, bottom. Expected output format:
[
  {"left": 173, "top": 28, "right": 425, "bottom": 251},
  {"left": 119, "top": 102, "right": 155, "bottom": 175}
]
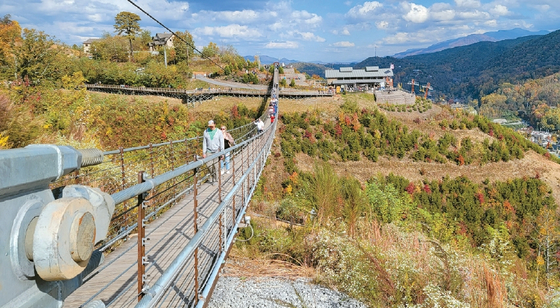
[
  {"left": 232, "top": 156, "right": 236, "bottom": 227},
  {"left": 137, "top": 171, "right": 146, "bottom": 301},
  {"left": 218, "top": 155, "right": 222, "bottom": 203},
  {"left": 149, "top": 143, "right": 154, "bottom": 178},
  {"left": 193, "top": 155, "right": 200, "bottom": 305},
  {"left": 170, "top": 140, "right": 176, "bottom": 205},
  {"left": 119, "top": 147, "right": 125, "bottom": 190}
]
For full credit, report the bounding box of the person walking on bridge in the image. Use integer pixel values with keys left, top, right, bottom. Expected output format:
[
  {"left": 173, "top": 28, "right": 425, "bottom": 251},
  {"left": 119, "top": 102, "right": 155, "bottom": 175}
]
[
  {"left": 220, "top": 126, "right": 235, "bottom": 175},
  {"left": 255, "top": 118, "right": 264, "bottom": 134},
  {"left": 203, "top": 120, "right": 224, "bottom": 183}
]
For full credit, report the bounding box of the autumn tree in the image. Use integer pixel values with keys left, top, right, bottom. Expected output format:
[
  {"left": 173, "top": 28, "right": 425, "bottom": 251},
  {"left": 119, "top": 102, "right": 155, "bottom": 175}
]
[
  {"left": 13, "top": 29, "right": 57, "bottom": 83},
  {"left": 0, "top": 14, "right": 22, "bottom": 79},
  {"left": 114, "top": 12, "right": 141, "bottom": 61},
  {"left": 534, "top": 206, "right": 560, "bottom": 289}
]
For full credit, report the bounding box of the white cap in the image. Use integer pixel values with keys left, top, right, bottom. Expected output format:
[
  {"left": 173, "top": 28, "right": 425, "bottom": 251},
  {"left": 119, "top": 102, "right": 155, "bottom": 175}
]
[{"left": 208, "top": 120, "right": 215, "bottom": 126}]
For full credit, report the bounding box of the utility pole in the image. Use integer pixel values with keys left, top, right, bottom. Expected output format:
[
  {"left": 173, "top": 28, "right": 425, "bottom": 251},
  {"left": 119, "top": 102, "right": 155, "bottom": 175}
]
[{"left": 164, "top": 46, "right": 167, "bottom": 68}]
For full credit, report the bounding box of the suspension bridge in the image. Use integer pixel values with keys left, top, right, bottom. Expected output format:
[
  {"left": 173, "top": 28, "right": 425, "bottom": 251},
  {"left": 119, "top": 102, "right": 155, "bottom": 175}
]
[
  {"left": 0, "top": 70, "right": 282, "bottom": 308},
  {"left": 86, "top": 80, "right": 331, "bottom": 107}
]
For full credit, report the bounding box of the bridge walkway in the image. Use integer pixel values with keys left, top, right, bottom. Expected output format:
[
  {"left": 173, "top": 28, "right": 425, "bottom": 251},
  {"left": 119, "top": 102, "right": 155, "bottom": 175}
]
[{"left": 64, "top": 118, "right": 274, "bottom": 308}]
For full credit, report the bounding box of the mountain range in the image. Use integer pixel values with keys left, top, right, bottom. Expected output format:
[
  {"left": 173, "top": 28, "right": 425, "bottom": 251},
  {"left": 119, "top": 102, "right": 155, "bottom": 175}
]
[
  {"left": 245, "top": 28, "right": 560, "bottom": 102},
  {"left": 243, "top": 55, "right": 299, "bottom": 65},
  {"left": 393, "top": 28, "right": 550, "bottom": 58},
  {"left": 355, "top": 29, "right": 560, "bottom": 101}
]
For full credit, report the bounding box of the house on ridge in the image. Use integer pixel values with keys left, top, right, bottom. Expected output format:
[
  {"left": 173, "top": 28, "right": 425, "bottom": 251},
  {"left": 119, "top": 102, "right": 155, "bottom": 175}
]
[
  {"left": 83, "top": 38, "right": 101, "bottom": 54},
  {"left": 148, "top": 33, "right": 175, "bottom": 52}
]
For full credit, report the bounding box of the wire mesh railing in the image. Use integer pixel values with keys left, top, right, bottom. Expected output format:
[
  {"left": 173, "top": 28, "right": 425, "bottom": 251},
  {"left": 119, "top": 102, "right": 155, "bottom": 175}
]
[{"left": 61, "top": 69, "right": 280, "bottom": 308}]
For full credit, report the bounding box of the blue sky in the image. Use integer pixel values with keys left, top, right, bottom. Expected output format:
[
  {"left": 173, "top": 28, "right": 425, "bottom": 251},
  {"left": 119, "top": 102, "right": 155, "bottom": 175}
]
[{"left": 2, "top": 0, "right": 560, "bottom": 62}]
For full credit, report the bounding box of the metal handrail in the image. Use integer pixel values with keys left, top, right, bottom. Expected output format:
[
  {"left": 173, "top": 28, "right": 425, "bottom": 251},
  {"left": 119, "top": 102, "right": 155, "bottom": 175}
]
[
  {"left": 135, "top": 121, "right": 276, "bottom": 307},
  {"left": 65, "top": 69, "right": 280, "bottom": 308}
]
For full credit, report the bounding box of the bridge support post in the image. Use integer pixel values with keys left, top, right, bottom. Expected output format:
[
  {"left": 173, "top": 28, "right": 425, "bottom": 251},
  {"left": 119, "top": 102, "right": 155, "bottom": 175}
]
[{"left": 137, "top": 171, "right": 146, "bottom": 301}]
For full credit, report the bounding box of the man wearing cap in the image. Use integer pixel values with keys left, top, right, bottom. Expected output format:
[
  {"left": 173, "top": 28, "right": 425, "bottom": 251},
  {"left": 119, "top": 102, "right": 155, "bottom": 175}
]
[{"left": 203, "top": 120, "right": 224, "bottom": 183}]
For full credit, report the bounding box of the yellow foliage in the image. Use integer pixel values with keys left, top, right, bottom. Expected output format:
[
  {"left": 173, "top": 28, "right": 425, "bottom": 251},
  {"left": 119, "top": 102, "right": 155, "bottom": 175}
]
[
  {"left": 284, "top": 184, "right": 292, "bottom": 195},
  {"left": 536, "top": 255, "right": 545, "bottom": 266},
  {"left": 338, "top": 111, "right": 345, "bottom": 126},
  {"left": 0, "top": 134, "right": 9, "bottom": 148},
  {"left": 373, "top": 129, "right": 381, "bottom": 139},
  {"left": 61, "top": 71, "right": 86, "bottom": 90}
]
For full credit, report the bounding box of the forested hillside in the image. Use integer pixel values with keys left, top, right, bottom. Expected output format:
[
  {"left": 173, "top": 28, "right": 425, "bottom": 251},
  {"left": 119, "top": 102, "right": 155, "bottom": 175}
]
[
  {"left": 236, "top": 93, "right": 560, "bottom": 307},
  {"left": 355, "top": 30, "right": 560, "bottom": 101},
  {"left": 477, "top": 71, "right": 560, "bottom": 129}
]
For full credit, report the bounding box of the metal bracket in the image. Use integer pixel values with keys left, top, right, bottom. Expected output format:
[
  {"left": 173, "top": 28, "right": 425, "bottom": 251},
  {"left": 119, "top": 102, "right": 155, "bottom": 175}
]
[{"left": 142, "top": 256, "right": 150, "bottom": 265}]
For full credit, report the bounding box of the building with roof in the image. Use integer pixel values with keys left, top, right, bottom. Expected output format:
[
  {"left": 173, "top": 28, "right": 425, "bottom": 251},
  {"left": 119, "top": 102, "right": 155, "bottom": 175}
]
[
  {"left": 82, "top": 38, "right": 100, "bottom": 54},
  {"left": 325, "top": 66, "right": 393, "bottom": 90},
  {"left": 148, "top": 33, "right": 174, "bottom": 51}
]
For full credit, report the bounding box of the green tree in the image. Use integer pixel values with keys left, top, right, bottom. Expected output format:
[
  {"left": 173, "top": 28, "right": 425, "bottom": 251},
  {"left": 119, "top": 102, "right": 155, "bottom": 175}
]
[
  {"left": 290, "top": 78, "right": 296, "bottom": 87},
  {"left": 90, "top": 35, "right": 129, "bottom": 62},
  {"left": 138, "top": 30, "right": 152, "bottom": 47},
  {"left": 201, "top": 42, "right": 219, "bottom": 58},
  {"left": 114, "top": 11, "right": 141, "bottom": 62},
  {"left": 174, "top": 30, "right": 194, "bottom": 64}
]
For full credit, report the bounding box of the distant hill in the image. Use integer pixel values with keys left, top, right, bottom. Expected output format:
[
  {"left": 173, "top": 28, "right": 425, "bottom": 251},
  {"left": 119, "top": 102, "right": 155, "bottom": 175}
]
[
  {"left": 291, "top": 62, "right": 358, "bottom": 78},
  {"left": 394, "top": 28, "right": 549, "bottom": 58},
  {"left": 356, "top": 30, "right": 560, "bottom": 100},
  {"left": 243, "top": 55, "right": 299, "bottom": 65}
]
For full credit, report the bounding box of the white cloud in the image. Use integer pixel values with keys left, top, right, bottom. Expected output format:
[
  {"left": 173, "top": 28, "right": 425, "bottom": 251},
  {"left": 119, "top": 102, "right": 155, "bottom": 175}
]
[
  {"left": 454, "top": 0, "right": 481, "bottom": 9},
  {"left": 489, "top": 4, "right": 510, "bottom": 16},
  {"left": 376, "top": 21, "right": 389, "bottom": 29},
  {"left": 269, "top": 22, "right": 284, "bottom": 31},
  {"left": 403, "top": 3, "right": 429, "bottom": 23},
  {"left": 382, "top": 30, "right": 439, "bottom": 44},
  {"left": 457, "top": 10, "right": 490, "bottom": 20},
  {"left": 332, "top": 41, "right": 355, "bottom": 47},
  {"left": 265, "top": 41, "right": 299, "bottom": 49},
  {"left": 346, "top": 1, "right": 383, "bottom": 19},
  {"left": 289, "top": 31, "right": 326, "bottom": 42},
  {"left": 194, "top": 24, "right": 262, "bottom": 39},
  {"left": 384, "top": 32, "right": 414, "bottom": 44},
  {"left": 208, "top": 10, "right": 261, "bottom": 23},
  {"left": 290, "top": 10, "right": 322, "bottom": 27},
  {"left": 431, "top": 9, "right": 456, "bottom": 21},
  {"left": 333, "top": 27, "right": 352, "bottom": 35},
  {"left": 430, "top": 3, "right": 456, "bottom": 21}
]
